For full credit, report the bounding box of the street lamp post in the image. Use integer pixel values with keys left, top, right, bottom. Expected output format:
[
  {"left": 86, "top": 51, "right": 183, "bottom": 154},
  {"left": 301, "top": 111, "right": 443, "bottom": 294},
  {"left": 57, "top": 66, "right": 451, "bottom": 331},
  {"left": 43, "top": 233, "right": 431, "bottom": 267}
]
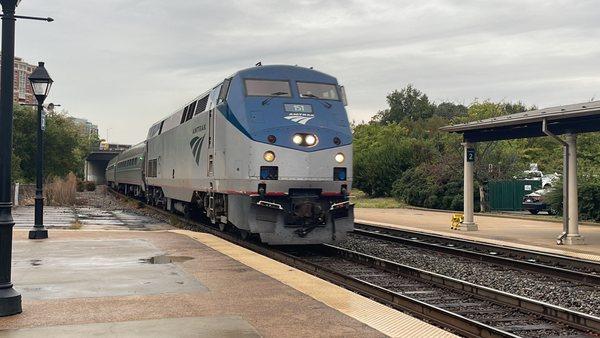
[
  {"left": 28, "top": 62, "right": 53, "bottom": 240},
  {"left": 0, "top": 0, "right": 22, "bottom": 316}
]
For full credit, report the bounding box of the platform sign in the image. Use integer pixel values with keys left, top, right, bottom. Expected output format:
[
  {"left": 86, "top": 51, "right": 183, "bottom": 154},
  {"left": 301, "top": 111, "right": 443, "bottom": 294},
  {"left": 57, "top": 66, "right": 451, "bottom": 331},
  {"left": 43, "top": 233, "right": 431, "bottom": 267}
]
[
  {"left": 466, "top": 148, "right": 475, "bottom": 162},
  {"left": 41, "top": 111, "right": 46, "bottom": 131}
]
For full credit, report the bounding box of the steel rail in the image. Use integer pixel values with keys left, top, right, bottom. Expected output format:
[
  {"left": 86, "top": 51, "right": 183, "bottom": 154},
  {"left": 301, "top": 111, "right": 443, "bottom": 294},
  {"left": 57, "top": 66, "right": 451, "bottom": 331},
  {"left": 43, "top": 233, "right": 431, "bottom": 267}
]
[
  {"left": 108, "top": 190, "right": 599, "bottom": 336},
  {"left": 323, "top": 244, "right": 600, "bottom": 334},
  {"left": 354, "top": 222, "right": 600, "bottom": 285}
]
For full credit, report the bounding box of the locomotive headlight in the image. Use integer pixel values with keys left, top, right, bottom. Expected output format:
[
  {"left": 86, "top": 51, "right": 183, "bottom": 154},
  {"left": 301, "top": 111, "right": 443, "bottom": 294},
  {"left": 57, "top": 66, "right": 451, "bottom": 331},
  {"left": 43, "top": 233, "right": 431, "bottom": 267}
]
[
  {"left": 263, "top": 151, "right": 276, "bottom": 162},
  {"left": 292, "top": 134, "right": 303, "bottom": 145},
  {"left": 335, "top": 153, "right": 345, "bottom": 163},
  {"left": 305, "top": 134, "right": 317, "bottom": 146}
]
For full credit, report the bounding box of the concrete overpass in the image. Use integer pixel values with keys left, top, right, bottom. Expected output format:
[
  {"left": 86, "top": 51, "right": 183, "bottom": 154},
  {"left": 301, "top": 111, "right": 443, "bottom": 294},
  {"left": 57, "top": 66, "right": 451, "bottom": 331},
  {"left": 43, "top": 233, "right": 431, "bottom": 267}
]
[{"left": 84, "top": 143, "right": 131, "bottom": 184}]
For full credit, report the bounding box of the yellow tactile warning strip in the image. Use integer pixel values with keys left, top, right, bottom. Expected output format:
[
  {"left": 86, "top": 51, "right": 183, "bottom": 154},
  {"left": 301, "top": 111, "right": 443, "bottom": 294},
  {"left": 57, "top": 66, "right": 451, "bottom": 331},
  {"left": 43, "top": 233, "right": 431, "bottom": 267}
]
[
  {"left": 172, "top": 230, "right": 457, "bottom": 338},
  {"left": 357, "top": 219, "right": 600, "bottom": 263}
]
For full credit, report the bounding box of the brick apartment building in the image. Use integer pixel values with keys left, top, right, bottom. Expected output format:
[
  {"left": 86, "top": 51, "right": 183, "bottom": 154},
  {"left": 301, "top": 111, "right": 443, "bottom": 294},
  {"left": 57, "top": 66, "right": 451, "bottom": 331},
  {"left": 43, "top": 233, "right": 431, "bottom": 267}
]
[{"left": 0, "top": 55, "right": 37, "bottom": 105}]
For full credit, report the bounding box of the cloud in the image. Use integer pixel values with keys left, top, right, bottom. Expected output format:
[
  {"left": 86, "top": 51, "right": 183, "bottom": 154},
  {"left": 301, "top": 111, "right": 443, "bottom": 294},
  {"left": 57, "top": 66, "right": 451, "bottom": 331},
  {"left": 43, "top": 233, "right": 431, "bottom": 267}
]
[{"left": 12, "top": 0, "right": 600, "bottom": 142}]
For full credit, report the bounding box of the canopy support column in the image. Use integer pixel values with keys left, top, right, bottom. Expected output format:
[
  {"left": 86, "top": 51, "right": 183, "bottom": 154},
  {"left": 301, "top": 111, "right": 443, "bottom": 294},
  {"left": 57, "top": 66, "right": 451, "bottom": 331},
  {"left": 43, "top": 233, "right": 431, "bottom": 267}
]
[
  {"left": 461, "top": 141, "right": 478, "bottom": 231},
  {"left": 542, "top": 119, "right": 569, "bottom": 244},
  {"left": 564, "top": 133, "right": 584, "bottom": 245}
]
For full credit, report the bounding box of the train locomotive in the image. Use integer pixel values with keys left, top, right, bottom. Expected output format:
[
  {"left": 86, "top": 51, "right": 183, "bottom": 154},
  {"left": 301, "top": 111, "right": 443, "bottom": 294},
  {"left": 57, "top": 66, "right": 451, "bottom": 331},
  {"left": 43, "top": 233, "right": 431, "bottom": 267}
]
[{"left": 107, "top": 65, "right": 354, "bottom": 244}]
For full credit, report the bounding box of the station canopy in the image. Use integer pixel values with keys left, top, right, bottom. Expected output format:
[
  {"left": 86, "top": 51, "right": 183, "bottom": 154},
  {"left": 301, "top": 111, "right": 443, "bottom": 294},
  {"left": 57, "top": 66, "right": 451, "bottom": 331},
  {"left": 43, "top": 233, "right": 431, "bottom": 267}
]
[{"left": 440, "top": 100, "right": 600, "bottom": 142}]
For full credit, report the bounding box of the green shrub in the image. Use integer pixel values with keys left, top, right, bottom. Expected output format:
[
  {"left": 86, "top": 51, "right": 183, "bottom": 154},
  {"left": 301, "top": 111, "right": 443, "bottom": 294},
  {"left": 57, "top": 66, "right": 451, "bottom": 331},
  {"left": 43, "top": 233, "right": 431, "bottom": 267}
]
[
  {"left": 546, "top": 178, "right": 600, "bottom": 221},
  {"left": 392, "top": 162, "right": 477, "bottom": 211},
  {"left": 353, "top": 123, "right": 433, "bottom": 197}
]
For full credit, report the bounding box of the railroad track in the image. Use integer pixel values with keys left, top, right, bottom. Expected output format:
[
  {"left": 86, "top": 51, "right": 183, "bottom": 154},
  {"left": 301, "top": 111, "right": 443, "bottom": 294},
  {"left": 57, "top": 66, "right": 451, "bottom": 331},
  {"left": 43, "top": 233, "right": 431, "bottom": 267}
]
[
  {"left": 354, "top": 222, "right": 600, "bottom": 286},
  {"left": 298, "top": 245, "right": 600, "bottom": 337},
  {"left": 109, "top": 190, "right": 600, "bottom": 337}
]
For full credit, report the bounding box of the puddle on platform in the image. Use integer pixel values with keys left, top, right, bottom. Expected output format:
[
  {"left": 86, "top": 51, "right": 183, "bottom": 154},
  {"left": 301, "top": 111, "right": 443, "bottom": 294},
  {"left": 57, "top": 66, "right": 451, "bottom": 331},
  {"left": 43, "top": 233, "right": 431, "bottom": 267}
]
[{"left": 139, "top": 255, "right": 193, "bottom": 264}]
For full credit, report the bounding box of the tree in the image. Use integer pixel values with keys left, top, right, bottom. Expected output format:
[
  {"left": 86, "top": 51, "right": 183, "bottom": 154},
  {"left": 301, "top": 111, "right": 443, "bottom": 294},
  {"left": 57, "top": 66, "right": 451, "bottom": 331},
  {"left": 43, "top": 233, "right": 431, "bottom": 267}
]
[
  {"left": 353, "top": 123, "right": 429, "bottom": 196},
  {"left": 12, "top": 105, "right": 97, "bottom": 182},
  {"left": 355, "top": 87, "right": 600, "bottom": 215},
  {"left": 373, "top": 84, "right": 436, "bottom": 123},
  {"left": 434, "top": 102, "right": 468, "bottom": 119}
]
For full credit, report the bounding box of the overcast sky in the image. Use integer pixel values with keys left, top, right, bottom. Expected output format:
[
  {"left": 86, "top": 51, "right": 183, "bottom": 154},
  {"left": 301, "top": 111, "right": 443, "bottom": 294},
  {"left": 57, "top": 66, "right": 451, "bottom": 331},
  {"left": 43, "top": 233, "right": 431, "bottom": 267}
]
[{"left": 13, "top": 0, "right": 600, "bottom": 144}]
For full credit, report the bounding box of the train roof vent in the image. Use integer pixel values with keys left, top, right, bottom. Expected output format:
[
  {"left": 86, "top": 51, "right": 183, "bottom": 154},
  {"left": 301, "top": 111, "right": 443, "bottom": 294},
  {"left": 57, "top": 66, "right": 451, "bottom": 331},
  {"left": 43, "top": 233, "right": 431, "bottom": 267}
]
[
  {"left": 186, "top": 101, "right": 197, "bottom": 121},
  {"left": 180, "top": 106, "right": 189, "bottom": 124},
  {"left": 195, "top": 95, "right": 209, "bottom": 115}
]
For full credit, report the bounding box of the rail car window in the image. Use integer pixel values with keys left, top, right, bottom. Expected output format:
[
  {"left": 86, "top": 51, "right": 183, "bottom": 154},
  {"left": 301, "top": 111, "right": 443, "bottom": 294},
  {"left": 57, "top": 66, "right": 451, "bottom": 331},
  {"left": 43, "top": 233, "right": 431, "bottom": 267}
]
[
  {"left": 148, "top": 122, "right": 162, "bottom": 138},
  {"left": 245, "top": 79, "right": 291, "bottom": 97},
  {"left": 218, "top": 78, "right": 231, "bottom": 103},
  {"left": 195, "top": 95, "right": 209, "bottom": 115},
  {"left": 297, "top": 82, "right": 339, "bottom": 100}
]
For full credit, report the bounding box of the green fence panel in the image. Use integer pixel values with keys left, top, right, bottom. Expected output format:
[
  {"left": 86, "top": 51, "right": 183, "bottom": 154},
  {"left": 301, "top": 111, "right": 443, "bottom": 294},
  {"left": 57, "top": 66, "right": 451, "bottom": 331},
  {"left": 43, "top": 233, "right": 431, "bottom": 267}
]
[{"left": 488, "top": 180, "right": 542, "bottom": 211}]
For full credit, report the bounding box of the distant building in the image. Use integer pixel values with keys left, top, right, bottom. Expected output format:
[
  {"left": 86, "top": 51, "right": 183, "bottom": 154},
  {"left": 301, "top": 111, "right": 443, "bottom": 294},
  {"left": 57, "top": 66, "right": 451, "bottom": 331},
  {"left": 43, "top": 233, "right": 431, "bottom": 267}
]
[
  {"left": 70, "top": 117, "right": 99, "bottom": 138},
  {"left": 0, "top": 55, "right": 37, "bottom": 105}
]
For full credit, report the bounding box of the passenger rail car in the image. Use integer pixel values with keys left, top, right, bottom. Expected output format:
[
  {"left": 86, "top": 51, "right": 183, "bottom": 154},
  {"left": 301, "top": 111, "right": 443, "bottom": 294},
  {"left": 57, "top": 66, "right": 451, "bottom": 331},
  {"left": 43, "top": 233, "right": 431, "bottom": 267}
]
[
  {"left": 107, "top": 65, "right": 354, "bottom": 244},
  {"left": 106, "top": 142, "right": 146, "bottom": 197}
]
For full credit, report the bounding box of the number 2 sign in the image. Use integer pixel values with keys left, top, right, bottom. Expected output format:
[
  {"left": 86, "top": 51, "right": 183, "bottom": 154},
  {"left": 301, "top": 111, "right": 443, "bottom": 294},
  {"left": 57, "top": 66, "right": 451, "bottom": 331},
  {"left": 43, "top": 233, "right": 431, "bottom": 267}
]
[{"left": 467, "top": 148, "right": 475, "bottom": 162}]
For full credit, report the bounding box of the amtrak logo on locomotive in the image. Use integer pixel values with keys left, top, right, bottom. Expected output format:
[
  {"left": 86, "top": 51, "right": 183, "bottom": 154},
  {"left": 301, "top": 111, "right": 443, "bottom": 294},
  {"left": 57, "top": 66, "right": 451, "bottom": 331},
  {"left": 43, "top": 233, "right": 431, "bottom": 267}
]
[
  {"left": 189, "top": 136, "right": 205, "bottom": 166},
  {"left": 283, "top": 103, "right": 314, "bottom": 125},
  {"left": 284, "top": 113, "right": 314, "bottom": 125},
  {"left": 192, "top": 124, "right": 206, "bottom": 134},
  {"left": 190, "top": 124, "right": 207, "bottom": 165}
]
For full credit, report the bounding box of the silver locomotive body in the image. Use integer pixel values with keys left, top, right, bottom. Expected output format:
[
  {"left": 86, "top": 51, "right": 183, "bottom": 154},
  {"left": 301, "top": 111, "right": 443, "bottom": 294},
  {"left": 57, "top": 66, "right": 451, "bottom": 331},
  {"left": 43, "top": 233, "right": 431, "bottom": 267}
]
[{"left": 107, "top": 65, "right": 354, "bottom": 245}]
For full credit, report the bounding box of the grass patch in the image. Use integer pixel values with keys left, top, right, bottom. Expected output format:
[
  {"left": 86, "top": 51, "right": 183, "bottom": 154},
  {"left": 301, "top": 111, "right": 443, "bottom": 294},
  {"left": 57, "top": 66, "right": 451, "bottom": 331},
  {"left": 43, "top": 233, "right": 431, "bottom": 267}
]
[
  {"left": 69, "top": 220, "right": 83, "bottom": 230},
  {"left": 351, "top": 189, "right": 404, "bottom": 208},
  {"left": 45, "top": 173, "right": 77, "bottom": 206}
]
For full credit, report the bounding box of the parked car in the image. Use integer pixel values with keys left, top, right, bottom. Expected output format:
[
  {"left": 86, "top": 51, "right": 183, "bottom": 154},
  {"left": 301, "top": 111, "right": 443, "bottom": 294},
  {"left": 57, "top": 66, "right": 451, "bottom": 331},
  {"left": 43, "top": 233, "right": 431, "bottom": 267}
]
[
  {"left": 523, "top": 163, "right": 559, "bottom": 189},
  {"left": 522, "top": 188, "right": 557, "bottom": 215}
]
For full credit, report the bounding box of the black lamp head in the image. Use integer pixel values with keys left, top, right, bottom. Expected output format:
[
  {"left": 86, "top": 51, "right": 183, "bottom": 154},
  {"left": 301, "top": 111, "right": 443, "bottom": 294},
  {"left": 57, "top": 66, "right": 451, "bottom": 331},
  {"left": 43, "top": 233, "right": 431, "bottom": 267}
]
[{"left": 29, "top": 62, "right": 53, "bottom": 103}]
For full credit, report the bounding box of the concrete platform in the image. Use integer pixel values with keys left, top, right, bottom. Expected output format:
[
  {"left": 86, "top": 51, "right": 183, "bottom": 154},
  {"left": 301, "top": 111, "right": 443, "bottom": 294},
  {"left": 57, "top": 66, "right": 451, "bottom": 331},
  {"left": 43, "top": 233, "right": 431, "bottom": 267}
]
[
  {"left": 12, "top": 206, "right": 171, "bottom": 231},
  {"left": 0, "top": 316, "right": 260, "bottom": 337},
  {"left": 356, "top": 208, "right": 600, "bottom": 261},
  {"left": 1, "top": 229, "right": 455, "bottom": 338}
]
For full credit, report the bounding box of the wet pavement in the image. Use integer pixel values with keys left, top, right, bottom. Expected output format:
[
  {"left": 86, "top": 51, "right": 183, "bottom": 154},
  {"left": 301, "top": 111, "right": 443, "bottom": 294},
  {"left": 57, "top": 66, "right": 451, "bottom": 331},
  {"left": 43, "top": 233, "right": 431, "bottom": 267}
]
[
  {"left": 12, "top": 239, "right": 206, "bottom": 300},
  {"left": 1, "top": 230, "right": 385, "bottom": 338},
  {"left": 12, "top": 206, "right": 171, "bottom": 231}
]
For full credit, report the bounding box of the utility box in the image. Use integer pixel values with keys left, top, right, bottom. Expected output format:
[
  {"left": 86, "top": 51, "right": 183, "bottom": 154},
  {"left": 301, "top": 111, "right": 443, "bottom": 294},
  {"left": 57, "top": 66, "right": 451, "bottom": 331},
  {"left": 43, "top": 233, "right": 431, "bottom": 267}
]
[{"left": 488, "top": 180, "right": 542, "bottom": 211}]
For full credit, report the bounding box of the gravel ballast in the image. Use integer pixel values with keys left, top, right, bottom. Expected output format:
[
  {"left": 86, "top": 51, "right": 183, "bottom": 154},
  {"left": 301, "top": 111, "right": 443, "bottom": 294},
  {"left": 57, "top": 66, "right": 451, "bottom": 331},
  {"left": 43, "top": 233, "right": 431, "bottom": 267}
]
[{"left": 338, "top": 233, "right": 600, "bottom": 316}]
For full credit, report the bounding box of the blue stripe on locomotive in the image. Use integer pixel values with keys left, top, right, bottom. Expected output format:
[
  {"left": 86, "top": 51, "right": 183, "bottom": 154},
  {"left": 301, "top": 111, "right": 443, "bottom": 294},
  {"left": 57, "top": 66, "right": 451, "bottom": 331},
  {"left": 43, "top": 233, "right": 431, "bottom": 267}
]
[{"left": 219, "top": 65, "right": 352, "bottom": 152}]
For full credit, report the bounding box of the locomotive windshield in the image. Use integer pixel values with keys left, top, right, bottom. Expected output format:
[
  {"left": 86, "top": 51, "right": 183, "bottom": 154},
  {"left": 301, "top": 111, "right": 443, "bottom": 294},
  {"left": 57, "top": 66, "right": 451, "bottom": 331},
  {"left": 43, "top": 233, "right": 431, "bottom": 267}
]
[
  {"left": 245, "top": 79, "right": 291, "bottom": 97},
  {"left": 297, "top": 82, "right": 339, "bottom": 100}
]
